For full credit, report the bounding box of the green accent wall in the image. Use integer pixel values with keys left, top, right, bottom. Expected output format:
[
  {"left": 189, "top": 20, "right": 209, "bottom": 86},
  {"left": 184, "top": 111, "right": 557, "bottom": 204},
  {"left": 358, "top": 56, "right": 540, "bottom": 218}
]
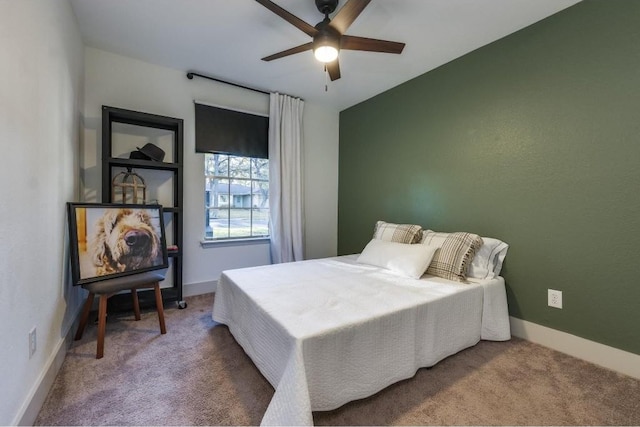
[{"left": 338, "top": 0, "right": 640, "bottom": 355}]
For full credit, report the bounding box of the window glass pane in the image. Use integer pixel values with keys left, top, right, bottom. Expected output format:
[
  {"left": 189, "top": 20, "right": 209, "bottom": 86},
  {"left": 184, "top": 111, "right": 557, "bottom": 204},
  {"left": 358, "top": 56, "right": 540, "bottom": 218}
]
[
  {"left": 252, "top": 208, "right": 269, "bottom": 237},
  {"left": 206, "top": 153, "right": 228, "bottom": 176},
  {"left": 252, "top": 158, "right": 269, "bottom": 181},
  {"left": 253, "top": 181, "right": 269, "bottom": 209},
  {"left": 209, "top": 207, "right": 229, "bottom": 239},
  {"left": 229, "top": 156, "right": 250, "bottom": 179},
  {"left": 228, "top": 179, "right": 251, "bottom": 209},
  {"left": 205, "top": 177, "right": 218, "bottom": 208},
  {"left": 210, "top": 179, "right": 230, "bottom": 207},
  {"left": 229, "top": 208, "right": 252, "bottom": 238}
]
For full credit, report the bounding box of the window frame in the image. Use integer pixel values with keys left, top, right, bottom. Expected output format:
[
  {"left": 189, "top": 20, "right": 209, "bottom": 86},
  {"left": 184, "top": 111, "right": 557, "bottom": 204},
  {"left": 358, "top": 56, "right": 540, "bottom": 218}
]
[{"left": 203, "top": 153, "right": 270, "bottom": 241}]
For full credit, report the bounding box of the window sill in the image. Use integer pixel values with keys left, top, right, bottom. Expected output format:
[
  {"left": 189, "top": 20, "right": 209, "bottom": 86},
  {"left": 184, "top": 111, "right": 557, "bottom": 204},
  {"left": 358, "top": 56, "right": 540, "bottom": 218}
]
[{"left": 200, "top": 237, "right": 270, "bottom": 248}]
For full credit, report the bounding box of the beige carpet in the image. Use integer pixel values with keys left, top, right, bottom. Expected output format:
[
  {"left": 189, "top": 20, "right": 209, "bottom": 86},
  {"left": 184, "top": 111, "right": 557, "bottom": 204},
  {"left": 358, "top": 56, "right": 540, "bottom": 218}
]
[{"left": 35, "top": 293, "right": 640, "bottom": 426}]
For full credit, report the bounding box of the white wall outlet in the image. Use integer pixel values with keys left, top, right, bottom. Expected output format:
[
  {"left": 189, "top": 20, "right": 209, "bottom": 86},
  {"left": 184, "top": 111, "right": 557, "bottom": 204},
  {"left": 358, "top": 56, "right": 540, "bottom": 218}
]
[
  {"left": 548, "top": 289, "right": 563, "bottom": 309},
  {"left": 29, "top": 327, "right": 37, "bottom": 358}
]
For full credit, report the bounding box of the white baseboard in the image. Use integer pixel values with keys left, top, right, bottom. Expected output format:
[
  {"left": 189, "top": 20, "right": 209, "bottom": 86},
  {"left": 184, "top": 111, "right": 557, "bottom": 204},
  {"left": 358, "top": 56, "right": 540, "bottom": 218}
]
[
  {"left": 510, "top": 316, "right": 640, "bottom": 380},
  {"left": 183, "top": 280, "right": 217, "bottom": 297},
  {"left": 14, "top": 314, "right": 80, "bottom": 426}
]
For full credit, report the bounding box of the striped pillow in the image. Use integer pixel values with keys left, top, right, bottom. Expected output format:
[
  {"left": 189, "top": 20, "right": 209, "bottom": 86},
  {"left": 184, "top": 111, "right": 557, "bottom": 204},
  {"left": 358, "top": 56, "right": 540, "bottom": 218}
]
[
  {"left": 373, "top": 221, "right": 423, "bottom": 244},
  {"left": 422, "top": 230, "right": 483, "bottom": 282}
]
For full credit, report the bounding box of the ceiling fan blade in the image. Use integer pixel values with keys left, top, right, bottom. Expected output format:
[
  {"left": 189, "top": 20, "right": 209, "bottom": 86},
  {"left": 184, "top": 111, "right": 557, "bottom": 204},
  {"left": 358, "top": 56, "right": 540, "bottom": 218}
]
[
  {"left": 330, "top": 0, "right": 371, "bottom": 34},
  {"left": 341, "top": 35, "right": 405, "bottom": 54},
  {"left": 255, "top": 0, "right": 318, "bottom": 37},
  {"left": 262, "top": 42, "right": 314, "bottom": 61},
  {"left": 327, "top": 59, "right": 341, "bottom": 81}
]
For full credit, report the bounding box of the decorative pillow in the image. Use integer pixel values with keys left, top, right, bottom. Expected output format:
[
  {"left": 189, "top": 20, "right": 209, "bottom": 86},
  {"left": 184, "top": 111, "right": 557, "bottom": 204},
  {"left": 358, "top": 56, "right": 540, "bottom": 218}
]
[
  {"left": 373, "top": 221, "right": 422, "bottom": 244},
  {"left": 420, "top": 229, "right": 449, "bottom": 247},
  {"left": 467, "top": 237, "right": 509, "bottom": 280},
  {"left": 357, "top": 239, "right": 437, "bottom": 279},
  {"left": 421, "top": 230, "right": 483, "bottom": 282}
]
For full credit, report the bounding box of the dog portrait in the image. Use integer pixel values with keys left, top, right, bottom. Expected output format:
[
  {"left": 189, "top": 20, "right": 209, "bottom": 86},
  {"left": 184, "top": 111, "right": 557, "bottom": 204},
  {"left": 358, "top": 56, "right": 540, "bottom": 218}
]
[
  {"left": 68, "top": 203, "right": 168, "bottom": 285},
  {"left": 91, "top": 208, "right": 163, "bottom": 275}
]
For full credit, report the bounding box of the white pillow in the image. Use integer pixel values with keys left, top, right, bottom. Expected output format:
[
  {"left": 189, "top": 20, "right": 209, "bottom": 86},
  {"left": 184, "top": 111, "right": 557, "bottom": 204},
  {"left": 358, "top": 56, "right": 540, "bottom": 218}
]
[
  {"left": 357, "top": 239, "right": 437, "bottom": 279},
  {"left": 467, "top": 237, "right": 509, "bottom": 279}
]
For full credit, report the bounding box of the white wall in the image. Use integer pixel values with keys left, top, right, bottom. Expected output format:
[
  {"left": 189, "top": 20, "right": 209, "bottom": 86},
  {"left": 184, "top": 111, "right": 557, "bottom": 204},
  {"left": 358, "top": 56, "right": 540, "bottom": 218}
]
[
  {"left": 83, "top": 47, "right": 339, "bottom": 294},
  {"left": 0, "top": 1, "right": 85, "bottom": 424},
  {"left": 303, "top": 103, "right": 339, "bottom": 260}
]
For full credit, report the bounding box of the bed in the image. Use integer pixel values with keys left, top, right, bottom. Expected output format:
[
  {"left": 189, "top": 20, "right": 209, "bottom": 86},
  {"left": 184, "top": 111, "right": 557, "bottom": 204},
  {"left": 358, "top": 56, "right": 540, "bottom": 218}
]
[{"left": 212, "top": 253, "right": 510, "bottom": 426}]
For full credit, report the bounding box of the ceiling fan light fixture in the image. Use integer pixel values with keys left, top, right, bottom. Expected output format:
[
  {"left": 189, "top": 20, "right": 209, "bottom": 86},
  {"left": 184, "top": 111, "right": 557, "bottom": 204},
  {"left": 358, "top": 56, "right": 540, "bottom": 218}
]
[
  {"left": 314, "top": 45, "right": 339, "bottom": 63},
  {"left": 313, "top": 24, "right": 340, "bottom": 63}
]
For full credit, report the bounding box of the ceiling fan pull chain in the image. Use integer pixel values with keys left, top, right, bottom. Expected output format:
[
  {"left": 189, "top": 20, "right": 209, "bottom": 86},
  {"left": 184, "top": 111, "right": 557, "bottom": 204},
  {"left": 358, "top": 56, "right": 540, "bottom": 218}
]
[{"left": 324, "top": 63, "right": 328, "bottom": 92}]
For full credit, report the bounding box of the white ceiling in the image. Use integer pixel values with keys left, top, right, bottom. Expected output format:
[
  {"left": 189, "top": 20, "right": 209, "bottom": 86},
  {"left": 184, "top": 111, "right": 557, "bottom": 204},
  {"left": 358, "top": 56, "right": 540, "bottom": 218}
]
[{"left": 69, "top": 0, "right": 581, "bottom": 111}]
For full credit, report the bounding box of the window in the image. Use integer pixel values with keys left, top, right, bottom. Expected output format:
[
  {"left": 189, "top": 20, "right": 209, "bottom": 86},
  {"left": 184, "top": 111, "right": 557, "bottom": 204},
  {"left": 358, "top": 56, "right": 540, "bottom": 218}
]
[{"left": 204, "top": 153, "right": 269, "bottom": 240}]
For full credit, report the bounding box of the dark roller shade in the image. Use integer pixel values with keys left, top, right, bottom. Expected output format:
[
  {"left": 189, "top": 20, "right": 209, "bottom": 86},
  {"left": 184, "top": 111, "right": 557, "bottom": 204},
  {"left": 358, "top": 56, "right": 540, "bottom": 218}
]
[{"left": 195, "top": 103, "right": 269, "bottom": 159}]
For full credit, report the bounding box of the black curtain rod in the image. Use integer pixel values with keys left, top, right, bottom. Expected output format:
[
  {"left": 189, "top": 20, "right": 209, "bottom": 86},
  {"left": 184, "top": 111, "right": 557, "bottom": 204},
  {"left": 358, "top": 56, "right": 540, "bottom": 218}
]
[
  {"left": 186, "top": 71, "right": 271, "bottom": 96},
  {"left": 186, "top": 71, "right": 301, "bottom": 100}
]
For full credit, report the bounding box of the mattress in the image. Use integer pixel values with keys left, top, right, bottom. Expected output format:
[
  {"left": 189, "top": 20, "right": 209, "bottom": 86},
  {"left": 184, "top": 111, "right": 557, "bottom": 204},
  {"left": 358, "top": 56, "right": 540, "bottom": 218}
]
[{"left": 212, "top": 255, "right": 510, "bottom": 426}]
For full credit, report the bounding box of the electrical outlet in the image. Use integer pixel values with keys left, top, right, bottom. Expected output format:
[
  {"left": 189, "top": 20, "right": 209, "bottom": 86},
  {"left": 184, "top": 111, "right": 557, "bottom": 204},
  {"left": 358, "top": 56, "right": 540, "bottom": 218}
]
[
  {"left": 548, "top": 289, "right": 563, "bottom": 309},
  {"left": 29, "top": 327, "right": 37, "bottom": 358}
]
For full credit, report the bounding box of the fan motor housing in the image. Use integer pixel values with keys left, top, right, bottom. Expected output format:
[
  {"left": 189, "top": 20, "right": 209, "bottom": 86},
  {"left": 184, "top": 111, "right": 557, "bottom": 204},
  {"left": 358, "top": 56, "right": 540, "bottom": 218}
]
[{"left": 313, "top": 18, "right": 341, "bottom": 50}]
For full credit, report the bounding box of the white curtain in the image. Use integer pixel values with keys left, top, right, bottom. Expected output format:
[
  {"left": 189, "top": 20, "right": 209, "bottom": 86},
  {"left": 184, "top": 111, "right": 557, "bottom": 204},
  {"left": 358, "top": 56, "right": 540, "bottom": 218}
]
[{"left": 269, "top": 93, "right": 304, "bottom": 264}]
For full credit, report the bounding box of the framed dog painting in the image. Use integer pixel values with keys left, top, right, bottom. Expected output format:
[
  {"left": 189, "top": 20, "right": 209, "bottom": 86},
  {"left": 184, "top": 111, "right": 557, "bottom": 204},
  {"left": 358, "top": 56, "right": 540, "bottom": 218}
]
[{"left": 67, "top": 203, "right": 169, "bottom": 286}]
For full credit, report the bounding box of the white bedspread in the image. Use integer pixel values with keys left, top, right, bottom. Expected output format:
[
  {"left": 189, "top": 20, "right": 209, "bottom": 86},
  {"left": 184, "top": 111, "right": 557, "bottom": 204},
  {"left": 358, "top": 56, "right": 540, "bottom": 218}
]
[{"left": 212, "top": 255, "right": 510, "bottom": 426}]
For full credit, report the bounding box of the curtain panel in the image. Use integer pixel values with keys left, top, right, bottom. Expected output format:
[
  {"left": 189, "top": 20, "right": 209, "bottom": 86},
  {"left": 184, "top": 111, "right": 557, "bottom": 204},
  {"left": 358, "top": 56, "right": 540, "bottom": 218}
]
[{"left": 269, "top": 93, "right": 304, "bottom": 263}]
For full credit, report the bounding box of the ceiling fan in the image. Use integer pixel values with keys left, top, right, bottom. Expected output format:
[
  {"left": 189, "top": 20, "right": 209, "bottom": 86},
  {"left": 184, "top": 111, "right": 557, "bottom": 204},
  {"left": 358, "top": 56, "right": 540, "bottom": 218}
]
[{"left": 256, "top": 0, "right": 405, "bottom": 81}]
